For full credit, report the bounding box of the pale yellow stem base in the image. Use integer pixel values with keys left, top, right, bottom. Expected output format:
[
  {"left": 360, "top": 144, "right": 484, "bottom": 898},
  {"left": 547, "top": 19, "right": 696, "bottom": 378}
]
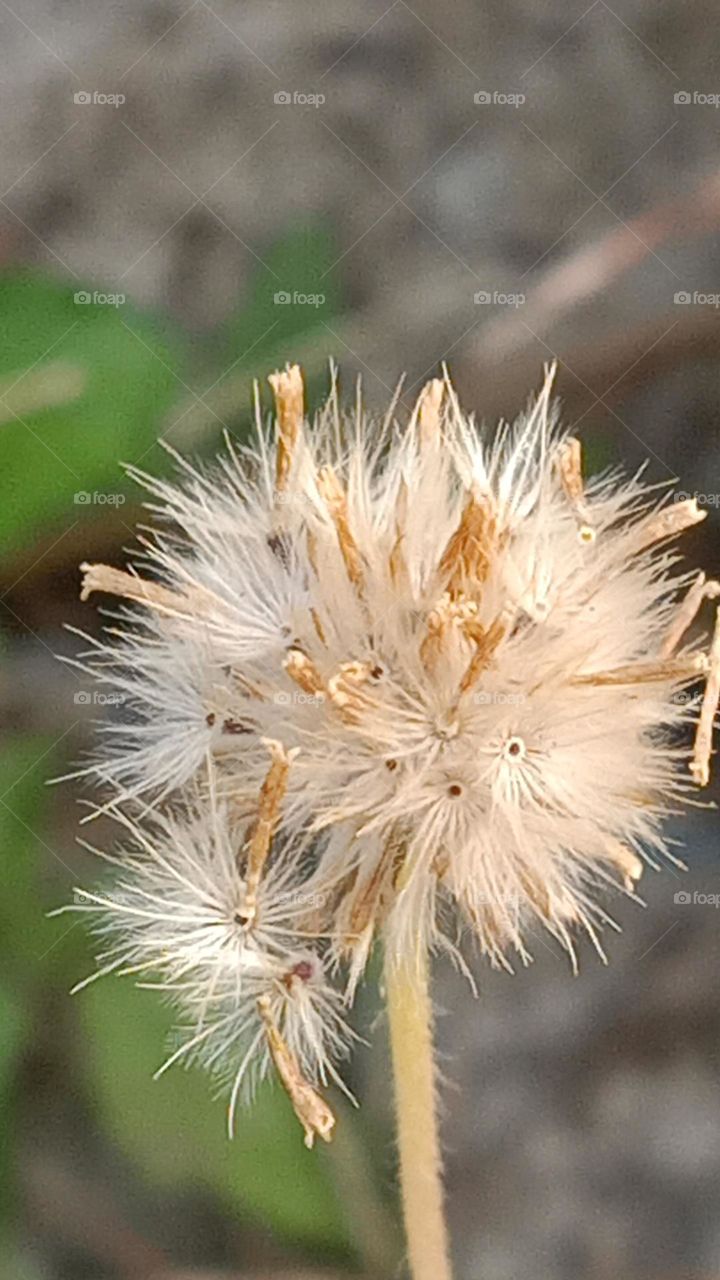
[{"left": 386, "top": 951, "right": 453, "bottom": 1280}]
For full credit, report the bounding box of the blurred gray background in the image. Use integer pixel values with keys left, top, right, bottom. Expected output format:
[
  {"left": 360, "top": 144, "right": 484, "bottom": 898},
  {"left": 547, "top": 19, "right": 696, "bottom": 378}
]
[{"left": 1, "top": 3, "right": 719, "bottom": 1279}]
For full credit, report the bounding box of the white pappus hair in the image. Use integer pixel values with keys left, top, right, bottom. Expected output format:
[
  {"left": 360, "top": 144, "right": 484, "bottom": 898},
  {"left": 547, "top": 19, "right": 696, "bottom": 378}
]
[{"left": 60, "top": 362, "right": 720, "bottom": 1145}]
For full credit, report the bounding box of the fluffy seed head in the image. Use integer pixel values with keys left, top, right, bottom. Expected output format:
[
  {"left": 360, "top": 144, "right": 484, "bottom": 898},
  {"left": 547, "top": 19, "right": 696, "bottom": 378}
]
[{"left": 65, "top": 361, "right": 720, "bottom": 1138}]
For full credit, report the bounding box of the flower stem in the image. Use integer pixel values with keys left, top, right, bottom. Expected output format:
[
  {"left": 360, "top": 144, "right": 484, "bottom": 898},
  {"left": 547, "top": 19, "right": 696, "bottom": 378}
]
[{"left": 385, "top": 950, "right": 452, "bottom": 1280}]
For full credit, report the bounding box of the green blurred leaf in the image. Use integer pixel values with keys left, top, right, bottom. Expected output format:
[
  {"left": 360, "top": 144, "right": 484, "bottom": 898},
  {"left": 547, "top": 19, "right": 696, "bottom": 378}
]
[
  {"left": 0, "top": 990, "right": 22, "bottom": 1222},
  {"left": 0, "top": 736, "right": 63, "bottom": 975},
  {"left": 0, "top": 270, "right": 184, "bottom": 558},
  {"left": 167, "top": 222, "right": 343, "bottom": 447},
  {"left": 218, "top": 221, "right": 342, "bottom": 360},
  {"left": 0, "top": 984, "right": 25, "bottom": 1098},
  {"left": 81, "top": 978, "right": 350, "bottom": 1254},
  {"left": 0, "top": 739, "right": 54, "bottom": 1229},
  {"left": 0, "top": 1243, "right": 45, "bottom": 1280}
]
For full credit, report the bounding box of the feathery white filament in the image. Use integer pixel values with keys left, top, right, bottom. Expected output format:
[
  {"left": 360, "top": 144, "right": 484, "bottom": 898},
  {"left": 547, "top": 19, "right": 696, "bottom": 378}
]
[{"left": 65, "top": 362, "right": 719, "bottom": 1134}]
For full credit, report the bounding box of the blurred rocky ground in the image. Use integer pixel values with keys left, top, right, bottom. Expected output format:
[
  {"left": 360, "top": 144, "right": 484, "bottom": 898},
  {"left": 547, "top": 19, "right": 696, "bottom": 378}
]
[
  {"left": 1, "top": 0, "right": 719, "bottom": 449},
  {"left": 434, "top": 831, "right": 720, "bottom": 1280},
  {"left": 1, "top": 2, "right": 720, "bottom": 1279}
]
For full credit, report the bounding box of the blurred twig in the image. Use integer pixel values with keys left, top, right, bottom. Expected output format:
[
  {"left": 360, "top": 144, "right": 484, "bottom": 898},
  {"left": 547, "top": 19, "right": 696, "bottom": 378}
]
[
  {"left": 472, "top": 171, "right": 720, "bottom": 361},
  {"left": 456, "top": 170, "right": 720, "bottom": 421},
  {"left": 459, "top": 305, "right": 720, "bottom": 427}
]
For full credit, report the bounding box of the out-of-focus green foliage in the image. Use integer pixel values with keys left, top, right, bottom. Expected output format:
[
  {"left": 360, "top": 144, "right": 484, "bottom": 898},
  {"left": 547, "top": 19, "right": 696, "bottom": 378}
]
[
  {"left": 0, "top": 1244, "right": 45, "bottom": 1280},
  {"left": 0, "top": 224, "right": 342, "bottom": 559},
  {"left": 0, "top": 737, "right": 64, "bottom": 977},
  {"left": 0, "top": 270, "right": 185, "bottom": 557},
  {"left": 0, "top": 984, "right": 25, "bottom": 1208},
  {"left": 217, "top": 221, "right": 342, "bottom": 365},
  {"left": 0, "top": 736, "right": 350, "bottom": 1258},
  {"left": 81, "top": 979, "right": 348, "bottom": 1251},
  {"left": 0, "top": 739, "right": 57, "bottom": 1226},
  {"left": 167, "top": 221, "right": 343, "bottom": 445},
  {"left": 0, "top": 984, "right": 24, "bottom": 1098}
]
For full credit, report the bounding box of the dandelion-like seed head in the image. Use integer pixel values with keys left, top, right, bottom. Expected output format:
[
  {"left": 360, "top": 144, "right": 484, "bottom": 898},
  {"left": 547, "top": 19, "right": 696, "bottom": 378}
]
[{"left": 65, "top": 362, "right": 720, "bottom": 1144}]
